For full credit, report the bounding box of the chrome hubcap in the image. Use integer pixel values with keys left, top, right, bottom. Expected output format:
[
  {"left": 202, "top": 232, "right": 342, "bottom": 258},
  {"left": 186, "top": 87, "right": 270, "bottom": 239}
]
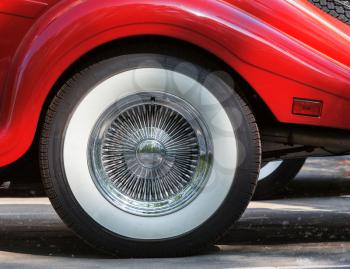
[
  {"left": 88, "top": 92, "right": 213, "bottom": 216},
  {"left": 136, "top": 139, "right": 166, "bottom": 169}
]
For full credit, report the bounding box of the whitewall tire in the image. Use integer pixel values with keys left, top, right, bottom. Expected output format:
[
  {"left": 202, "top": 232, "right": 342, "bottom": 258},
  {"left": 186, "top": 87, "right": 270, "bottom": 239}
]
[
  {"left": 40, "top": 50, "right": 260, "bottom": 256},
  {"left": 254, "top": 159, "right": 306, "bottom": 200}
]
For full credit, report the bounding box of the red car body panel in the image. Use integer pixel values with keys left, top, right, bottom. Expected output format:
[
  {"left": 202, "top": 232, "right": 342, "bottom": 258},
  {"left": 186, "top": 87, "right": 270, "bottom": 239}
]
[
  {"left": 0, "top": 0, "right": 48, "bottom": 18},
  {"left": 0, "top": 0, "right": 349, "bottom": 166}
]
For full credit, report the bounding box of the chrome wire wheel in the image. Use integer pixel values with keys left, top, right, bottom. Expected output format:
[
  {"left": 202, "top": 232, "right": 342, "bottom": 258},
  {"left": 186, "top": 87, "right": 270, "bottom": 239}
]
[
  {"left": 62, "top": 66, "right": 239, "bottom": 240},
  {"left": 89, "top": 92, "right": 213, "bottom": 216},
  {"left": 42, "top": 52, "right": 261, "bottom": 256}
]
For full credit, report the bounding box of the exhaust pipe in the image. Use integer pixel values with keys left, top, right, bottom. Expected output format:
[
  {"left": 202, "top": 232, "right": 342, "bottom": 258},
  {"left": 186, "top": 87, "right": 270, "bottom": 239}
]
[{"left": 262, "top": 125, "right": 350, "bottom": 150}]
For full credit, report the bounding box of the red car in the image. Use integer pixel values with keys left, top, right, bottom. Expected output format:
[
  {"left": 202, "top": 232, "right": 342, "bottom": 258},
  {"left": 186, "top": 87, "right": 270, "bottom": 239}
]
[{"left": 0, "top": 0, "right": 349, "bottom": 256}]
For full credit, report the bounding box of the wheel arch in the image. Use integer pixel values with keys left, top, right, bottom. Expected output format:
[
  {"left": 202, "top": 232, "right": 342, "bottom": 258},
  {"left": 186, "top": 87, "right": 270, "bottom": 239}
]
[
  {"left": 0, "top": 0, "right": 280, "bottom": 166},
  {"left": 22, "top": 35, "right": 271, "bottom": 177},
  {"left": 39, "top": 35, "right": 276, "bottom": 132}
]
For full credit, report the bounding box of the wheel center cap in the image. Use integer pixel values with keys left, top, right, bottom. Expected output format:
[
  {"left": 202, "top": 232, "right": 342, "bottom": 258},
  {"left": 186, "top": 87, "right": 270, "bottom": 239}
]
[{"left": 136, "top": 139, "right": 166, "bottom": 169}]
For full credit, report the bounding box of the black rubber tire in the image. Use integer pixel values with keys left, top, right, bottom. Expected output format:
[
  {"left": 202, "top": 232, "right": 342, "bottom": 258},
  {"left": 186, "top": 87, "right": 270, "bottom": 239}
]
[
  {"left": 0, "top": 168, "right": 4, "bottom": 185},
  {"left": 39, "top": 47, "right": 261, "bottom": 257},
  {"left": 253, "top": 159, "right": 306, "bottom": 200},
  {"left": 309, "top": 0, "right": 350, "bottom": 25}
]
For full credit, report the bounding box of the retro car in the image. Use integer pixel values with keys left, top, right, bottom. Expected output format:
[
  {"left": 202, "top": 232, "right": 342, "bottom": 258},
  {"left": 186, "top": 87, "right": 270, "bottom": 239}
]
[{"left": 0, "top": 0, "right": 349, "bottom": 256}]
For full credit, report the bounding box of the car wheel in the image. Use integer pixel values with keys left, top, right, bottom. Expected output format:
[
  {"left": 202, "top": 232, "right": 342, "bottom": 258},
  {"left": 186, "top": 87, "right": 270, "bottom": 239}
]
[
  {"left": 39, "top": 51, "right": 260, "bottom": 256},
  {"left": 309, "top": 0, "right": 350, "bottom": 25},
  {"left": 253, "top": 159, "right": 306, "bottom": 200}
]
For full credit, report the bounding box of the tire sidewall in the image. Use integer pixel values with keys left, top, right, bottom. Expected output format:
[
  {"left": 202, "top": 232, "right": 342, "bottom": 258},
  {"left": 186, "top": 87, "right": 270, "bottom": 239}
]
[
  {"left": 254, "top": 159, "right": 306, "bottom": 200},
  {"left": 41, "top": 53, "right": 260, "bottom": 255}
]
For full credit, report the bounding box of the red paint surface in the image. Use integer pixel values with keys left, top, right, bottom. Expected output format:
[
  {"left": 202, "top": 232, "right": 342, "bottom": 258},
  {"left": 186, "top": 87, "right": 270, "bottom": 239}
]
[
  {"left": 0, "top": 0, "right": 349, "bottom": 166},
  {"left": 0, "top": 0, "right": 48, "bottom": 18}
]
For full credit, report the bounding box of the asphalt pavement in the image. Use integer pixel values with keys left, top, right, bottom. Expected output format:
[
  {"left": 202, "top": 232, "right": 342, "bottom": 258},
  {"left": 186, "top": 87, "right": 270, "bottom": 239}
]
[{"left": 0, "top": 157, "right": 350, "bottom": 268}]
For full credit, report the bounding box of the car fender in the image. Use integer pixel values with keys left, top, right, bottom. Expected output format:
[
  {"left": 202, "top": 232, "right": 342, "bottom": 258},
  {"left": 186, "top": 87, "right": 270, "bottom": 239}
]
[{"left": 0, "top": 0, "right": 349, "bottom": 166}]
